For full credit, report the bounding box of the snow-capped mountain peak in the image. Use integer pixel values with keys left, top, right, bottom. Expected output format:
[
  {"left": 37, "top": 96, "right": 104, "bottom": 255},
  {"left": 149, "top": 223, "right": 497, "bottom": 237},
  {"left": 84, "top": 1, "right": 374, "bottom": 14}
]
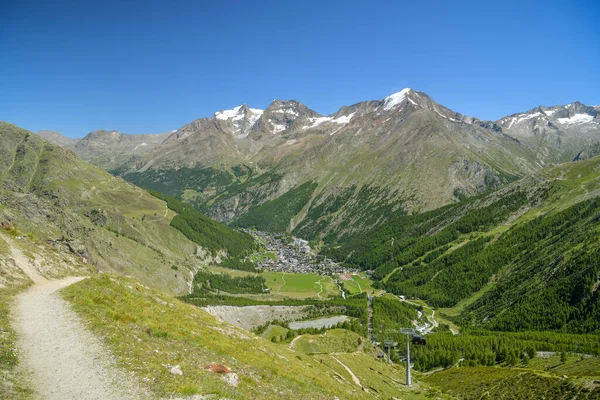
[
  {"left": 253, "top": 100, "right": 322, "bottom": 135},
  {"left": 383, "top": 88, "right": 412, "bottom": 110},
  {"left": 213, "top": 104, "right": 264, "bottom": 138},
  {"left": 496, "top": 101, "right": 599, "bottom": 146},
  {"left": 214, "top": 104, "right": 264, "bottom": 121}
]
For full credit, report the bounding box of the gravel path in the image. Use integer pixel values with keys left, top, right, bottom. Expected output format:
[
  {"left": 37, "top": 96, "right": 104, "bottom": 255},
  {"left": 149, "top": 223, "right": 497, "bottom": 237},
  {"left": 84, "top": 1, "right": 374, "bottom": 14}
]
[{"left": 12, "top": 277, "right": 147, "bottom": 400}]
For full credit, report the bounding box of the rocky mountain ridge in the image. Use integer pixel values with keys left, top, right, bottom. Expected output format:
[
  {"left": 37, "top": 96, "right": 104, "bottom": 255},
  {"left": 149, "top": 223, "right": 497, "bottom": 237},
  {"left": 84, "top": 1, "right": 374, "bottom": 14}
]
[
  {"left": 35, "top": 90, "right": 600, "bottom": 240},
  {"left": 496, "top": 102, "right": 600, "bottom": 163}
]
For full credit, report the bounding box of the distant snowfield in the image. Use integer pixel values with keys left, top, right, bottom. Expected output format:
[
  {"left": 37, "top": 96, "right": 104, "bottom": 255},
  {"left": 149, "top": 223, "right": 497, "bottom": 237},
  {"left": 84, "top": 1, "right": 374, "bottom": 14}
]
[
  {"left": 557, "top": 113, "right": 594, "bottom": 125},
  {"left": 304, "top": 112, "right": 357, "bottom": 130}
]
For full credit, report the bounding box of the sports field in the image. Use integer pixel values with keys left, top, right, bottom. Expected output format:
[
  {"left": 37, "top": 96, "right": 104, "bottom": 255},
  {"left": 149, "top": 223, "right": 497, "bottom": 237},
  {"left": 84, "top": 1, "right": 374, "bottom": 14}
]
[
  {"left": 339, "top": 273, "right": 374, "bottom": 294},
  {"left": 262, "top": 271, "right": 341, "bottom": 299},
  {"left": 205, "top": 266, "right": 342, "bottom": 299}
]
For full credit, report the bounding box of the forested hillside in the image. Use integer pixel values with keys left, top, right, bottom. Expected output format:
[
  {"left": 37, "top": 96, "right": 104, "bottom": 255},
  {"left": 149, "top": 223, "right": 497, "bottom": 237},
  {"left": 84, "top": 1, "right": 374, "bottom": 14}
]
[
  {"left": 149, "top": 190, "right": 255, "bottom": 257},
  {"left": 326, "top": 156, "right": 600, "bottom": 334}
]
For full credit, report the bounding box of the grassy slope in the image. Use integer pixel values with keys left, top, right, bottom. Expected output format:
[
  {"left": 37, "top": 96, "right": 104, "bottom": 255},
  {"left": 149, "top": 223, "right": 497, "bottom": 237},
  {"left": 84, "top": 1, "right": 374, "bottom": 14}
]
[
  {"left": 425, "top": 356, "right": 600, "bottom": 400},
  {"left": 341, "top": 274, "right": 374, "bottom": 295},
  {"left": 293, "top": 329, "right": 361, "bottom": 354},
  {"left": 329, "top": 156, "right": 600, "bottom": 333},
  {"left": 0, "top": 122, "right": 238, "bottom": 294},
  {"left": 261, "top": 325, "right": 289, "bottom": 341},
  {"left": 61, "top": 274, "right": 444, "bottom": 399},
  {"left": 0, "top": 122, "right": 260, "bottom": 395}
]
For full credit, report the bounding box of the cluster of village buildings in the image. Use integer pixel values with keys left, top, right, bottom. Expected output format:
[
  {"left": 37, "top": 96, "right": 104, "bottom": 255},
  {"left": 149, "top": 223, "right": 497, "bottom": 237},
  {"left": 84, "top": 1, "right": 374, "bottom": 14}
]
[{"left": 247, "top": 230, "right": 358, "bottom": 276}]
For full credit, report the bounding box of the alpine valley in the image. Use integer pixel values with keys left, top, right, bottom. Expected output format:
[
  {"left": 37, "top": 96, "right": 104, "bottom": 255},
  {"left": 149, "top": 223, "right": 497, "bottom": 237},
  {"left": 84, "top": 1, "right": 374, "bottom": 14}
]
[
  {"left": 2, "top": 89, "right": 600, "bottom": 400},
  {"left": 41, "top": 89, "right": 600, "bottom": 241}
]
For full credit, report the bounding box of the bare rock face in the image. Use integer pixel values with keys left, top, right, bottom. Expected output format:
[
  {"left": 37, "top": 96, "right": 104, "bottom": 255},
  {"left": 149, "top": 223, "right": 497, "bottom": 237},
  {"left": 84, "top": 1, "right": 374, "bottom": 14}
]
[
  {"left": 497, "top": 102, "right": 600, "bottom": 163},
  {"left": 573, "top": 143, "right": 600, "bottom": 161},
  {"left": 84, "top": 208, "right": 108, "bottom": 226},
  {"left": 72, "top": 130, "right": 171, "bottom": 171},
  {"left": 449, "top": 158, "right": 503, "bottom": 200}
]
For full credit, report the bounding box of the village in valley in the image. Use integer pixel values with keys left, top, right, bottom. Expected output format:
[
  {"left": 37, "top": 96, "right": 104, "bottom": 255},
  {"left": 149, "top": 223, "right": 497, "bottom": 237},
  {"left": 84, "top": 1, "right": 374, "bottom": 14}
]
[{"left": 247, "top": 230, "right": 361, "bottom": 277}]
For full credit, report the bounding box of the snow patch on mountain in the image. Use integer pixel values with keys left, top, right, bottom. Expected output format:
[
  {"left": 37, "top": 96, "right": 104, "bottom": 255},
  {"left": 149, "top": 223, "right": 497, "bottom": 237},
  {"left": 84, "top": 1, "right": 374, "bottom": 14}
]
[
  {"left": 214, "top": 105, "right": 264, "bottom": 137},
  {"left": 557, "top": 114, "right": 594, "bottom": 125},
  {"left": 270, "top": 120, "right": 287, "bottom": 134},
  {"left": 247, "top": 109, "right": 263, "bottom": 126},
  {"left": 333, "top": 112, "right": 356, "bottom": 125},
  {"left": 435, "top": 110, "right": 460, "bottom": 122},
  {"left": 308, "top": 116, "right": 333, "bottom": 128},
  {"left": 215, "top": 106, "right": 264, "bottom": 122},
  {"left": 544, "top": 109, "right": 557, "bottom": 117},
  {"left": 504, "top": 112, "right": 545, "bottom": 129},
  {"left": 304, "top": 112, "right": 357, "bottom": 130},
  {"left": 273, "top": 108, "right": 299, "bottom": 117},
  {"left": 215, "top": 106, "right": 243, "bottom": 120},
  {"left": 383, "top": 88, "right": 412, "bottom": 110},
  {"left": 518, "top": 112, "right": 543, "bottom": 122}
]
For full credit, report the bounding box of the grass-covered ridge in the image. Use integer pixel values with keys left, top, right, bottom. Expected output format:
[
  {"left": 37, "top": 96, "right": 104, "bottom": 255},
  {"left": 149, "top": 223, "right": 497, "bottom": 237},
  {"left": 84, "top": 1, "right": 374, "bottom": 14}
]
[
  {"left": 0, "top": 122, "right": 208, "bottom": 294},
  {"left": 292, "top": 329, "right": 362, "bottom": 354}
]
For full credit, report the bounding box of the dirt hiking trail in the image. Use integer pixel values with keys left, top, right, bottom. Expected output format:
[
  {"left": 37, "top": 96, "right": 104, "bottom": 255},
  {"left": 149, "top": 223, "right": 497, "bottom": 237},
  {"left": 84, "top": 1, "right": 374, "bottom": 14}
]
[{"left": 12, "top": 276, "right": 147, "bottom": 400}]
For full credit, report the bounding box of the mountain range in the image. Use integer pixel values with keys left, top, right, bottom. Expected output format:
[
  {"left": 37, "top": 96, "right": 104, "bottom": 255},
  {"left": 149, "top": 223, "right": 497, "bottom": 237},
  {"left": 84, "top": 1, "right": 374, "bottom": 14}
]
[
  {"left": 3, "top": 90, "right": 600, "bottom": 399},
  {"left": 35, "top": 89, "right": 600, "bottom": 240}
]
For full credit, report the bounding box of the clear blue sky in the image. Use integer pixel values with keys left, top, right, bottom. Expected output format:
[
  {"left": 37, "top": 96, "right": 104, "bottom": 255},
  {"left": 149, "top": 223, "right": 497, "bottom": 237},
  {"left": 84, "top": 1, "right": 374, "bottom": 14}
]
[{"left": 1, "top": 0, "right": 598, "bottom": 137}]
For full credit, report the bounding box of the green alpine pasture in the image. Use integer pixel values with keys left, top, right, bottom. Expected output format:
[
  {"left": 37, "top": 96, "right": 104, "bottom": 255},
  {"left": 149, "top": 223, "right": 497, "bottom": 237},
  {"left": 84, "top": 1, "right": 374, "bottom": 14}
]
[{"left": 262, "top": 271, "right": 340, "bottom": 299}]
